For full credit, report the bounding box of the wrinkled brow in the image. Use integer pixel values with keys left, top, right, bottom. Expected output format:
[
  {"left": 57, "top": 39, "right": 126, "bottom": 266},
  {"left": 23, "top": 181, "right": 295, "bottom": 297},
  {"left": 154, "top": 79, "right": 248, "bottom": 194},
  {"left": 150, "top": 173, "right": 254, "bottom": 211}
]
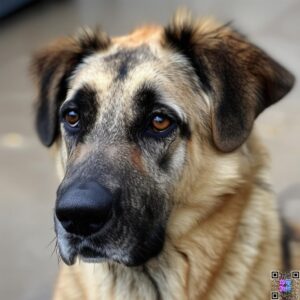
[{"left": 134, "top": 84, "right": 186, "bottom": 120}]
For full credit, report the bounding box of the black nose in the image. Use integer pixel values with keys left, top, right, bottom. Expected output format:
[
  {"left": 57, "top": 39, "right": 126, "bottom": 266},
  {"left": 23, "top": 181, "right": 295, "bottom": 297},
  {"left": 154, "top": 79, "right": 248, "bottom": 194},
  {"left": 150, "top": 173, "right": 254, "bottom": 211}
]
[{"left": 56, "top": 181, "right": 114, "bottom": 236}]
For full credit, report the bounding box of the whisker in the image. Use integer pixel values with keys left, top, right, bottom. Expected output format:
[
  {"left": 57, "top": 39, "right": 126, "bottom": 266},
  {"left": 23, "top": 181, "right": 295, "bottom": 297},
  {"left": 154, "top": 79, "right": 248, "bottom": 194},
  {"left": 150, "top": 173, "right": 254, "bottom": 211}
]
[{"left": 47, "top": 236, "right": 57, "bottom": 248}]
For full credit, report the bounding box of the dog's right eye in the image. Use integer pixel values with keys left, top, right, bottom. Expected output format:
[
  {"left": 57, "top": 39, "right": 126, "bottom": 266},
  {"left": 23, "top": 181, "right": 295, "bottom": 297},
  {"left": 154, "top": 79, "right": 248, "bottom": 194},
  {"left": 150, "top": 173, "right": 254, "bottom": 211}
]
[
  {"left": 64, "top": 110, "right": 80, "bottom": 129},
  {"left": 151, "top": 114, "right": 172, "bottom": 132}
]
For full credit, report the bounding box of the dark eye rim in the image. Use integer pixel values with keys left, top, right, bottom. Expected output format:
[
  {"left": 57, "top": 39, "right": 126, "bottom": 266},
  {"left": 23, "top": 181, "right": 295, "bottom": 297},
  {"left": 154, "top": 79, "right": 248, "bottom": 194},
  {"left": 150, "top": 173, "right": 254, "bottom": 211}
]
[{"left": 144, "top": 113, "right": 177, "bottom": 138}]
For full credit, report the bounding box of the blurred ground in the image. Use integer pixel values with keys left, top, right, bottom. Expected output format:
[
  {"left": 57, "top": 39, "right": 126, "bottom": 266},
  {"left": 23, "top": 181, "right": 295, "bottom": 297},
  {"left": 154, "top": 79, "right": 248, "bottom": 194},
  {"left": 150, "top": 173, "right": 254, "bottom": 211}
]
[{"left": 0, "top": 0, "right": 299, "bottom": 299}]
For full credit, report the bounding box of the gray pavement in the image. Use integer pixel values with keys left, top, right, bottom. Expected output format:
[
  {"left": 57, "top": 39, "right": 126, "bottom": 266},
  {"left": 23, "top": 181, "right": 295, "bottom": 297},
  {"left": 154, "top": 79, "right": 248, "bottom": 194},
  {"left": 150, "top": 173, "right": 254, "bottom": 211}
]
[{"left": 0, "top": 0, "right": 299, "bottom": 299}]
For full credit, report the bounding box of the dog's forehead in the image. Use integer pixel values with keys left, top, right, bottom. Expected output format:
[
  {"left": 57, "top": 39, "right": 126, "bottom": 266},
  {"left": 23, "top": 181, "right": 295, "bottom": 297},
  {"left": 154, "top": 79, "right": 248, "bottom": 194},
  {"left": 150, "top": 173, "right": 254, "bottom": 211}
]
[
  {"left": 68, "top": 27, "right": 191, "bottom": 110},
  {"left": 75, "top": 45, "right": 159, "bottom": 87},
  {"left": 64, "top": 26, "right": 202, "bottom": 127}
]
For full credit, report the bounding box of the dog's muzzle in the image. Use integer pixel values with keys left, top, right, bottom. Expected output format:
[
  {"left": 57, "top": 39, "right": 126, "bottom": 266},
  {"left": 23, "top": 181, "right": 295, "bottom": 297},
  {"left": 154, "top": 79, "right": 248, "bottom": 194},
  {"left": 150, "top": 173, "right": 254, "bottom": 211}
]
[{"left": 56, "top": 181, "right": 115, "bottom": 236}]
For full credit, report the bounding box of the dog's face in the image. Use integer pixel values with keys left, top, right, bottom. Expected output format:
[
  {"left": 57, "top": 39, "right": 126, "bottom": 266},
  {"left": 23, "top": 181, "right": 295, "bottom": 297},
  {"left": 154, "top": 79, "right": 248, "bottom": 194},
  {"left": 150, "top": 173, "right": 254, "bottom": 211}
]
[
  {"left": 31, "top": 13, "right": 294, "bottom": 266},
  {"left": 54, "top": 44, "right": 195, "bottom": 266}
]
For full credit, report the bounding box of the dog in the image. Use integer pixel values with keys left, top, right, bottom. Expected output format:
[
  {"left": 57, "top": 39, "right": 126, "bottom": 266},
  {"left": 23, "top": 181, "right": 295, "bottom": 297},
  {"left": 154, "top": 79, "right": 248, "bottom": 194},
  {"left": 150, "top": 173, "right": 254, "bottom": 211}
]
[{"left": 31, "top": 10, "right": 295, "bottom": 300}]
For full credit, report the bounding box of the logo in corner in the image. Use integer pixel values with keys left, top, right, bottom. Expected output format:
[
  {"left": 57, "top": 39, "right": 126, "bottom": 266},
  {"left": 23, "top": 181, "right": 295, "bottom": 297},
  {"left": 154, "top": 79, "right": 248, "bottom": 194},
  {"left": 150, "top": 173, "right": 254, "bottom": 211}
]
[{"left": 271, "top": 271, "right": 300, "bottom": 299}]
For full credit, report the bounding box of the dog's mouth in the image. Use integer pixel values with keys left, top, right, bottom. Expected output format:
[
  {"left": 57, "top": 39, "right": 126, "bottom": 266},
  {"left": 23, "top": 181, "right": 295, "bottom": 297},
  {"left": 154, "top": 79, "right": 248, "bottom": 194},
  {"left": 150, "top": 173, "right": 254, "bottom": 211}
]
[
  {"left": 55, "top": 217, "right": 131, "bottom": 266},
  {"left": 55, "top": 216, "right": 166, "bottom": 267},
  {"left": 57, "top": 235, "right": 165, "bottom": 267},
  {"left": 58, "top": 237, "right": 112, "bottom": 266},
  {"left": 59, "top": 243, "right": 130, "bottom": 266},
  {"left": 56, "top": 232, "right": 125, "bottom": 266}
]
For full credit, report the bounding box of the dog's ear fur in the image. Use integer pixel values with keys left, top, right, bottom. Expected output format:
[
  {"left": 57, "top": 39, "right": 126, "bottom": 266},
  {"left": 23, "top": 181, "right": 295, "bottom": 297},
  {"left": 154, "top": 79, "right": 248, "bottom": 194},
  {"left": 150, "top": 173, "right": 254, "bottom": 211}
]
[
  {"left": 164, "top": 11, "right": 295, "bottom": 152},
  {"left": 30, "top": 29, "right": 110, "bottom": 147}
]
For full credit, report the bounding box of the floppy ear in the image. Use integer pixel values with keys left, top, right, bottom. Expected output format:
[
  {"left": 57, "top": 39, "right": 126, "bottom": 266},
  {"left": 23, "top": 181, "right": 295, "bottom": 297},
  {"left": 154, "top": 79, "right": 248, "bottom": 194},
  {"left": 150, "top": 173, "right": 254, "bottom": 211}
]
[
  {"left": 164, "top": 13, "right": 295, "bottom": 152},
  {"left": 31, "top": 29, "right": 110, "bottom": 147}
]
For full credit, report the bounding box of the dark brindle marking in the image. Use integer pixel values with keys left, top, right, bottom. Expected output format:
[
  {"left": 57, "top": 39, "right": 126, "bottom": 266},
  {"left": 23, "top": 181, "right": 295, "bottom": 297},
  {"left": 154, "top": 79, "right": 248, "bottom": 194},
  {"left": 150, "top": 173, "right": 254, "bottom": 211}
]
[
  {"left": 103, "top": 47, "right": 154, "bottom": 82},
  {"left": 60, "top": 85, "right": 98, "bottom": 143},
  {"left": 164, "top": 24, "right": 212, "bottom": 93}
]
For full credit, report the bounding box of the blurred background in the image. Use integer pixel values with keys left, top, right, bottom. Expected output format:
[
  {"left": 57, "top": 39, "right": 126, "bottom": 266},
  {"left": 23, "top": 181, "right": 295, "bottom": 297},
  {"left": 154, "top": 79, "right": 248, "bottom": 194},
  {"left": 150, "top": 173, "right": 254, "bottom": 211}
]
[{"left": 0, "top": 0, "right": 299, "bottom": 299}]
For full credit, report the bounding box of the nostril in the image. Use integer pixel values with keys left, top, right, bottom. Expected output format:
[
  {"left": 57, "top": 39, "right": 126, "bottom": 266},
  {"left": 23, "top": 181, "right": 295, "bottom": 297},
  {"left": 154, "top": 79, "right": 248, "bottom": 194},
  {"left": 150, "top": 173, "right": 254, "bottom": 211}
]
[
  {"left": 55, "top": 181, "right": 114, "bottom": 236},
  {"left": 56, "top": 206, "right": 111, "bottom": 236}
]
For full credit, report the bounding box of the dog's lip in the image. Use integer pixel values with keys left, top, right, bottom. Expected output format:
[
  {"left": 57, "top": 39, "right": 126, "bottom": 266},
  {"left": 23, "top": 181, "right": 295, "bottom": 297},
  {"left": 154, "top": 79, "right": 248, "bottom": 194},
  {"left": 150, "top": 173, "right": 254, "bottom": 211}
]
[
  {"left": 60, "top": 252, "right": 105, "bottom": 266},
  {"left": 58, "top": 237, "right": 164, "bottom": 267},
  {"left": 58, "top": 240, "right": 139, "bottom": 267},
  {"left": 79, "top": 255, "right": 109, "bottom": 264},
  {"left": 58, "top": 234, "right": 106, "bottom": 265},
  {"left": 60, "top": 248, "right": 77, "bottom": 265}
]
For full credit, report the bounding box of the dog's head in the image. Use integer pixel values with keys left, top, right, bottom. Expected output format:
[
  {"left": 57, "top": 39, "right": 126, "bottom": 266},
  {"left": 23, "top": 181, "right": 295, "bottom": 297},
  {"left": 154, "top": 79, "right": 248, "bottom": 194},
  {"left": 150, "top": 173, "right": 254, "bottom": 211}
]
[{"left": 31, "top": 12, "right": 294, "bottom": 266}]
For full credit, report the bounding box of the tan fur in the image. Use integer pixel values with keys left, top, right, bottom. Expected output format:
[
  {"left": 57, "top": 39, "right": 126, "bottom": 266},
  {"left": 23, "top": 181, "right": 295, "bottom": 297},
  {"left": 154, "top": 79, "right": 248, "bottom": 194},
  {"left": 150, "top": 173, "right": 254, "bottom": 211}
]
[
  {"left": 31, "top": 11, "right": 295, "bottom": 300},
  {"left": 113, "top": 25, "right": 162, "bottom": 47}
]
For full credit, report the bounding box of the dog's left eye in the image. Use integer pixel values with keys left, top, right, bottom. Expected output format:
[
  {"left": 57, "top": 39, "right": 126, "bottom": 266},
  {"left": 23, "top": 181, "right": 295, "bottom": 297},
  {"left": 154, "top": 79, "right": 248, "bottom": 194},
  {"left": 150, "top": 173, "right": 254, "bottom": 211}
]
[{"left": 145, "top": 113, "right": 177, "bottom": 138}]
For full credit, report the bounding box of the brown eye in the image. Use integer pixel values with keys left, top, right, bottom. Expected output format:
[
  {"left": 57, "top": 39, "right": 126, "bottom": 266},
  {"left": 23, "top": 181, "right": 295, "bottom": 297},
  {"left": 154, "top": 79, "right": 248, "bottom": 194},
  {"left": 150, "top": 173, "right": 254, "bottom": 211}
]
[
  {"left": 65, "top": 110, "right": 80, "bottom": 127},
  {"left": 151, "top": 114, "right": 171, "bottom": 132}
]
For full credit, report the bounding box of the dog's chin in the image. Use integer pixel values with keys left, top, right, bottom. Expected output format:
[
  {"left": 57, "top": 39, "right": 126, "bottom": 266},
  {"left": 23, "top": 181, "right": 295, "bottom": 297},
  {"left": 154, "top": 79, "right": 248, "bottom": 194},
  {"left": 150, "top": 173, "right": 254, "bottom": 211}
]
[{"left": 58, "top": 236, "right": 165, "bottom": 267}]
